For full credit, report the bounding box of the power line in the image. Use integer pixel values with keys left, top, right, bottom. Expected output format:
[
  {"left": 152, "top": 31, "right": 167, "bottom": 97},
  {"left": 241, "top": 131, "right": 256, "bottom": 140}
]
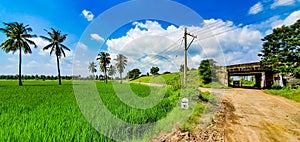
[
  {"left": 191, "top": 0, "right": 293, "bottom": 36},
  {"left": 194, "top": 6, "right": 300, "bottom": 43},
  {"left": 133, "top": 38, "right": 183, "bottom": 69}
]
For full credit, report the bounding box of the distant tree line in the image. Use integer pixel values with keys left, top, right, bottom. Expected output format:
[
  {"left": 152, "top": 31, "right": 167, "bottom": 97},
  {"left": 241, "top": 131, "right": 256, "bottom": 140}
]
[
  {"left": 91, "top": 52, "right": 177, "bottom": 82},
  {"left": 0, "top": 75, "right": 75, "bottom": 80}
]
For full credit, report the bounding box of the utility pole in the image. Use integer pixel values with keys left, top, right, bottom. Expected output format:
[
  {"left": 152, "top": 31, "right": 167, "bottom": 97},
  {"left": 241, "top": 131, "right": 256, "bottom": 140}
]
[{"left": 183, "top": 27, "right": 197, "bottom": 88}]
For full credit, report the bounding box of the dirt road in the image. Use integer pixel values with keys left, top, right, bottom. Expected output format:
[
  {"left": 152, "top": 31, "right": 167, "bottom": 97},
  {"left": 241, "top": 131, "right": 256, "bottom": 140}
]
[
  {"left": 134, "top": 82, "right": 166, "bottom": 87},
  {"left": 200, "top": 88, "right": 300, "bottom": 142}
]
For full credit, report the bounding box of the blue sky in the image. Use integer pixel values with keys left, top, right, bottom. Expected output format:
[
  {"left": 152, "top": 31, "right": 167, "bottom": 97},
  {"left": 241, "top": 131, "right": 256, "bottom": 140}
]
[{"left": 0, "top": 0, "right": 300, "bottom": 77}]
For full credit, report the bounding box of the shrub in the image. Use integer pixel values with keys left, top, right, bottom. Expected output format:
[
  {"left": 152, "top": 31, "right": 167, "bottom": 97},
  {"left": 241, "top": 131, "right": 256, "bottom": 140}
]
[
  {"left": 163, "top": 71, "right": 171, "bottom": 74},
  {"left": 180, "top": 123, "right": 194, "bottom": 133},
  {"left": 271, "top": 84, "right": 282, "bottom": 90}
]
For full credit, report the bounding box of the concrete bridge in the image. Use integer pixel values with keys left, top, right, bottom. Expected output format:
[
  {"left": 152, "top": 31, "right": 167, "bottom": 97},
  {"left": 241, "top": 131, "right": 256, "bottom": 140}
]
[{"left": 216, "top": 62, "right": 275, "bottom": 89}]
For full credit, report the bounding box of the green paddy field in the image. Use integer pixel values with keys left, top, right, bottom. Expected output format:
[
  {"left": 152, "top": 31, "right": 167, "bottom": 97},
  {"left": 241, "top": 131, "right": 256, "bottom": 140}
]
[{"left": 0, "top": 78, "right": 206, "bottom": 141}]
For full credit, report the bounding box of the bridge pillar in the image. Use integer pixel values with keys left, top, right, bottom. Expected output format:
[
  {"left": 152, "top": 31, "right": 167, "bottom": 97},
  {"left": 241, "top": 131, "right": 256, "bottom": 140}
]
[
  {"left": 225, "top": 72, "right": 229, "bottom": 86},
  {"left": 261, "top": 72, "right": 266, "bottom": 89}
]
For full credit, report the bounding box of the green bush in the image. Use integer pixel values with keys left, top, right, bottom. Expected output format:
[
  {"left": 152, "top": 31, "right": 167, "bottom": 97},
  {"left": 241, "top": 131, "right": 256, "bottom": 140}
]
[
  {"left": 265, "top": 87, "right": 300, "bottom": 102},
  {"left": 271, "top": 84, "right": 282, "bottom": 90},
  {"left": 180, "top": 123, "right": 194, "bottom": 133}
]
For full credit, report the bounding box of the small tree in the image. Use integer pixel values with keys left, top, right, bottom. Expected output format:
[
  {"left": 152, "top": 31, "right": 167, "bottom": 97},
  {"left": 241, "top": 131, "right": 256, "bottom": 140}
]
[
  {"left": 150, "top": 66, "right": 159, "bottom": 75},
  {"left": 198, "top": 59, "right": 217, "bottom": 84},
  {"left": 128, "top": 68, "right": 141, "bottom": 79}
]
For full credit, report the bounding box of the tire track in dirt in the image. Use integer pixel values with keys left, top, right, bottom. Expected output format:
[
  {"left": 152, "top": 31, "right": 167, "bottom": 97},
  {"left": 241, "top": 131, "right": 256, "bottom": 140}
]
[
  {"left": 154, "top": 88, "right": 300, "bottom": 142},
  {"left": 207, "top": 88, "right": 300, "bottom": 142}
]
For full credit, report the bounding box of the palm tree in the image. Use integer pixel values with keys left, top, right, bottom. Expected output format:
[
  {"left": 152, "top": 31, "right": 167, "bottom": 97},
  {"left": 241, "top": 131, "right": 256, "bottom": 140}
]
[
  {"left": 97, "top": 52, "right": 111, "bottom": 84},
  {"left": 108, "top": 65, "right": 116, "bottom": 81},
  {"left": 114, "top": 54, "right": 127, "bottom": 84},
  {"left": 88, "top": 62, "right": 97, "bottom": 79},
  {"left": 0, "top": 22, "right": 37, "bottom": 86},
  {"left": 40, "top": 28, "right": 70, "bottom": 85}
]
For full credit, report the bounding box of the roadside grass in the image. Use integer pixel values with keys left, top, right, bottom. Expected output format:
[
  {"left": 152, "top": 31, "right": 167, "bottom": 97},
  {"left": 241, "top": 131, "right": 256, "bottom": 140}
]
[
  {"left": 199, "top": 81, "right": 230, "bottom": 89},
  {"left": 132, "top": 71, "right": 199, "bottom": 87},
  {"left": 265, "top": 87, "right": 300, "bottom": 102},
  {"left": 132, "top": 73, "right": 180, "bottom": 84},
  {"left": 132, "top": 70, "right": 216, "bottom": 135},
  {"left": 180, "top": 103, "right": 206, "bottom": 133}
]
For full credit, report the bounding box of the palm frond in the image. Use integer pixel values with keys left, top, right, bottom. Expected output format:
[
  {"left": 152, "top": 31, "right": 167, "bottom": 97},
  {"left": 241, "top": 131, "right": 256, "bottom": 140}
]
[
  {"left": 59, "top": 34, "right": 67, "bottom": 42},
  {"left": 60, "top": 44, "right": 71, "bottom": 51},
  {"left": 1, "top": 39, "right": 17, "bottom": 53},
  {"left": 40, "top": 35, "right": 52, "bottom": 42},
  {"left": 24, "top": 25, "right": 32, "bottom": 32},
  {"left": 23, "top": 42, "right": 32, "bottom": 54},
  {"left": 22, "top": 33, "right": 37, "bottom": 38},
  {"left": 40, "top": 28, "right": 70, "bottom": 59},
  {"left": 50, "top": 47, "right": 55, "bottom": 56},
  {"left": 0, "top": 28, "right": 9, "bottom": 33},
  {"left": 61, "top": 47, "right": 66, "bottom": 57},
  {"left": 24, "top": 38, "right": 37, "bottom": 48},
  {"left": 43, "top": 43, "right": 54, "bottom": 50}
]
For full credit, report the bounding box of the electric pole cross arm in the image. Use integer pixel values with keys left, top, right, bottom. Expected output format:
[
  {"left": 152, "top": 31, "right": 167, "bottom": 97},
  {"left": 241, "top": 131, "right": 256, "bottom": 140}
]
[{"left": 183, "top": 27, "right": 197, "bottom": 88}]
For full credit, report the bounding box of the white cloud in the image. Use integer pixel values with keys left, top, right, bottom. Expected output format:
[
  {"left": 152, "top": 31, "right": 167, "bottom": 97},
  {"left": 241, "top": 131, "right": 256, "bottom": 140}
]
[
  {"left": 21, "top": 10, "right": 296, "bottom": 76},
  {"left": 82, "top": 9, "right": 94, "bottom": 21},
  {"left": 246, "top": 10, "right": 300, "bottom": 35},
  {"left": 280, "top": 10, "right": 300, "bottom": 26},
  {"left": 270, "top": 10, "right": 300, "bottom": 29},
  {"left": 105, "top": 20, "right": 264, "bottom": 73},
  {"left": 271, "top": 0, "right": 296, "bottom": 9},
  {"left": 73, "top": 59, "right": 91, "bottom": 77},
  {"left": 90, "top": 34, "right": 104, "bottom": 42},
  {"left": 64, "top": 50, "right": 73, "bottom": 58},
  {"left": 31, "top": 37, "right": 49, "bottom": 48},
  {"left": 28, "top": 37, "right": 50, "bottom": 56},
  {"left": 195, "top": 19, "right": 263, "bottom": 65},
  {"left": 25, "top": 60, "right": 39, "bottom": 68},
  {"left": 7, "top": 57, "right": 17, "bottom": 62},
  {"left": 77, "top": 42, "right": 88, "bottom": 50},
  {"left": 249, "top": 2, "right": 263, "bottom": 14},
  {"left": 106, "top": 21, "right": 185, "bottom": 73}
]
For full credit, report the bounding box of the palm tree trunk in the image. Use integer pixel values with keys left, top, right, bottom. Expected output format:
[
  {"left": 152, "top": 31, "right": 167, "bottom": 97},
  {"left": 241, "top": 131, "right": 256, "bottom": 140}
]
[
  {"left": 120, "top": 72, "right": 122, "bottom": 84},
  {"left": 105, "top": 69, "right": 107, "bottom": 84},
  {"left": 56, "top": 55, "right": 62, "bottom": 85},
  {"left": 19, "top": 47, "right": 22, "bottom": 86}
]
